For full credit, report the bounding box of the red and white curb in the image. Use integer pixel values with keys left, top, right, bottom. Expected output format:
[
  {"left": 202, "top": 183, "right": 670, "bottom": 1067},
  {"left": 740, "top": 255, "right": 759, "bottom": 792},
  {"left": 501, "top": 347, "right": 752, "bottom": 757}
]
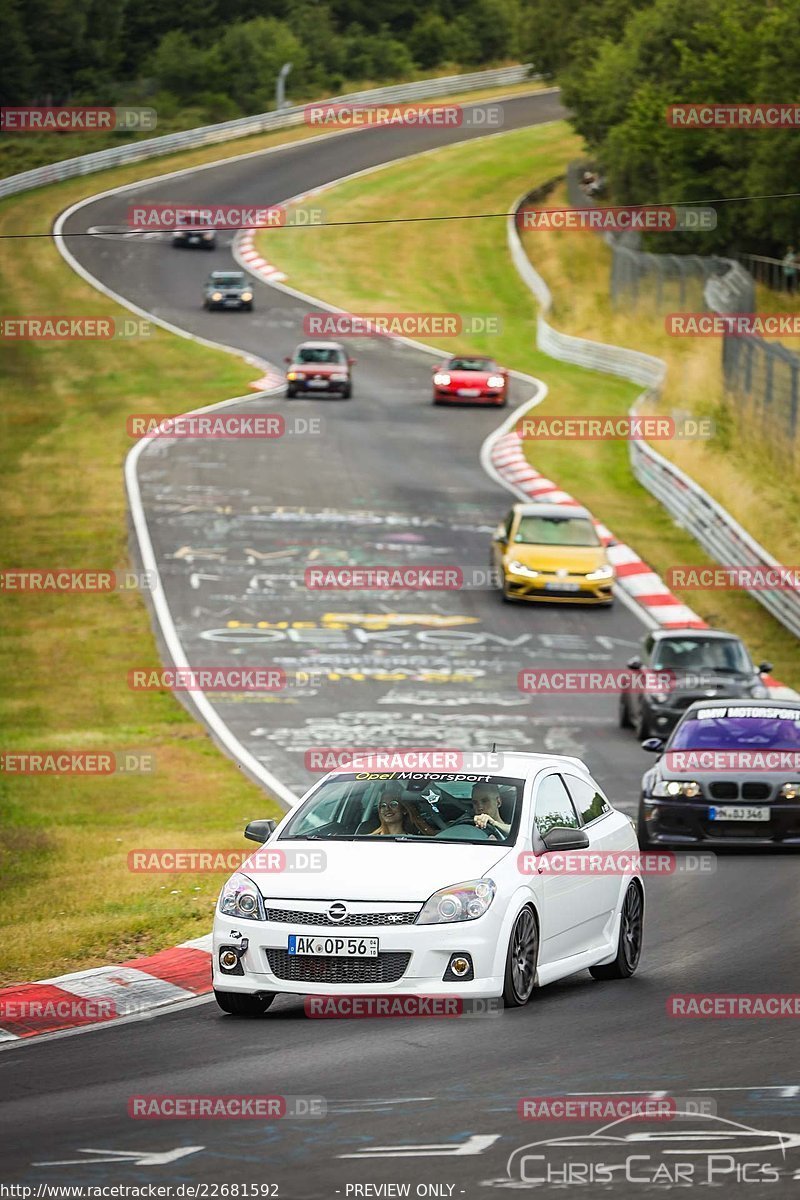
[
  {"left": 237, "top": 229, "right": 287, "bottom": 284},
  {"left": 0, "top": 936, "right": 212, "bottom": 1042}
]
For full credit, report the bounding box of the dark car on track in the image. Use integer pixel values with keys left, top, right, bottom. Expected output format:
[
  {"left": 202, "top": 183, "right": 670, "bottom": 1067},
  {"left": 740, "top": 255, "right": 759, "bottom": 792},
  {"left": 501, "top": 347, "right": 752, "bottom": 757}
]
[
  {"left": 638, "top": 698, "right": 800, "bottom": 847},
  {"left": 619, "top": 628, "right": 771, "bottom": 740},
  {"left": 203, "top": 271, "right": 253, "bottom": 311},
  {"left": 285, "top": 341, "right": 355, "bottom": 398},
  {"left": 172, "top": 211, "right": 216, "bottom": 249}
]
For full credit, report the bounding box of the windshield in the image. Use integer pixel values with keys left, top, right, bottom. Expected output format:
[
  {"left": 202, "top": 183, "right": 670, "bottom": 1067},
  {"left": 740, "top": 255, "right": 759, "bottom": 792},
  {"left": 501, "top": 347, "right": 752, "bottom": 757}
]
[
  {"left": 670, "top": 707, "right": 800, "bottom": 750},
  {"left": 280, "top": 773, "right": 524, "bottom": 844},
  {"left": 210, "top": 274, "right": 244, "bottom": 286},
  {"left": 514, "top": 515, "right": 599, "bottom": 547},
  {"left": 448, "top": 357, "right": 495, "bottom": 372},
  {"left": 652, "top": 637, "right": 751, "bottom": 673},
  {"left": 297, "top": 347, "right": 347, "bottom": 364}
]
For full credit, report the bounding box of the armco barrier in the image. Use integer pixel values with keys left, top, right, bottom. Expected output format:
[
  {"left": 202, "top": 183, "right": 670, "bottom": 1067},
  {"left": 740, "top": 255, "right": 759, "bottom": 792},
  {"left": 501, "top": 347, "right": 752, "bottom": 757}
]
[
  {"left": 509, "top": 182, "right": 800, "bottom": 641},
  {"left": 0, "top": 66, "right": 537, "bottom": 200}
]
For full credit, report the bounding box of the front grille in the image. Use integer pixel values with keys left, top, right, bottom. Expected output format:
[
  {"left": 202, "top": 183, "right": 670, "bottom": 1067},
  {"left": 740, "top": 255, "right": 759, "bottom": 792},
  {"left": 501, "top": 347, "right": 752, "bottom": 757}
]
[
  {"left": 742, "top": 782, "right": 771, "bottom": 800},
  {"left": 265, "top": 907, "right": 417, "bottom": 927},
  {"left": 709, "top": 781, "right": 738, "bottom": 800},
  {"left": 266, "top": 950, "right": 411, "bottom": 984}
]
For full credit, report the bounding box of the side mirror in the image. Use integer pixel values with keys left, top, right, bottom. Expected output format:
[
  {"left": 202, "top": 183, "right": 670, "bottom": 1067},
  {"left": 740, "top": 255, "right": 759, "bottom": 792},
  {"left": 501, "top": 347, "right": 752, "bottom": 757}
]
[
  {"left": 758, "top": 662, "right": 773, "bottom": 674},
  {"left": 640, "top": 737, "right": 664, "bottom": 754},
  {"left": 348, "top": 357, "right": 357, "bottom": 366},
  {"left": 244, "top": 818, "right": 277, "bottom": 843},
  {"left": 541, "top": 826, "right": 590, "bottom": 852},
  {"left": 284, "top": 356, "right": 292, "bottom": 364},
  {"left": 431, "top": 363, "right": 445, "bottom": 372},
  {"left": 627, "top": 656, "right": 643, "bottom": 670}
]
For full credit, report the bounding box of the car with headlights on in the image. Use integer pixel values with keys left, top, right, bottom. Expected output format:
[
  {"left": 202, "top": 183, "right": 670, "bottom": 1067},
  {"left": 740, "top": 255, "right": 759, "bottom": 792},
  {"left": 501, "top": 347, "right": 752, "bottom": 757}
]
[
  {"left": 212, "top": 754, "right": 644, "bottom": 1016},
  {"left": 431, "top": 355, "right": 509, "bottom": 405},
  {"left": 172, "top": 210, "right": 216, "bottom": 249},
  {"left": 638, "top": 698, "right": 800, "bottom": 847},
  {"left": 491, "top": 503, "right": 614, "bottom": 604},
  {"left": 285, "top": 341, "right": 355, "bottom": 397},
  {"left": 203, "top": 271, "right": 253, "bottom": 311},
  {"left": 620, "top": 628, "right": 771, "bottom": 740}
]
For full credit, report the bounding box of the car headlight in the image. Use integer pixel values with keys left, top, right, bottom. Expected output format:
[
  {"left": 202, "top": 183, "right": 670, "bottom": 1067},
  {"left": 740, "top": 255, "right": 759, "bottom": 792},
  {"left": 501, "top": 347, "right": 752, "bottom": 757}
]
[
  {"left": 416, "top": 879, "right": 496, "bottom": 925},
  {"left": 241, "top": 292, "right": 252, "bottom": 302},
  {"left": 652, "top": 779, "right": 702, "bottom": 798},
  {"left": 287, "top": 371, "right": 299, "bottom": 381},
  {"left": 487, "top": 374, "right": 505, "bottom": 388},
  {"left": 586, "top": 564, "right": 614, "bottom": 581},
  {"left": 218, "top": 872, "right": 264, "bottom": 920},
  {"left": 433, "top": 373, "right": 451, "bottom": 386},
  {"left": 507, "top": 559, "right": 539, "bottom": 579},
  {"left": 202, "top": 231, "right": 214, "bottom": 240},
  {"left": 780, "top": 782, "right": 800, "bottom": 799},
  {"left": 211, "top": 292, "right": 223, "bottom": 301},
  {"left": 649, "top": 692, "right": 670, "bottom": 705},
  {"left": 751, "top": 684, "right": 768, "bottom": 698},
  {"left": 330, "top": 372, "right": 348, "bottom": 381}
]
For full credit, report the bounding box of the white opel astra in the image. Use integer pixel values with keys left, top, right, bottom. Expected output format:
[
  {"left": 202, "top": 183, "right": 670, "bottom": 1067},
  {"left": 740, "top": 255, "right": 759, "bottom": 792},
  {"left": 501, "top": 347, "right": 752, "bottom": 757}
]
[{"left": 212, "top": 753, "right": 644, "bottom": 1014}]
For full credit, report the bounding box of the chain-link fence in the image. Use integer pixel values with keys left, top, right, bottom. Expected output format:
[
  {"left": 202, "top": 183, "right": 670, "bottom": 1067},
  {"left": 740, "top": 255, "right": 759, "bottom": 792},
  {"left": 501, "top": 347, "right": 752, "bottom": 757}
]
[{"left": 565, "top": 162, "right": 800, "bottom": 453}]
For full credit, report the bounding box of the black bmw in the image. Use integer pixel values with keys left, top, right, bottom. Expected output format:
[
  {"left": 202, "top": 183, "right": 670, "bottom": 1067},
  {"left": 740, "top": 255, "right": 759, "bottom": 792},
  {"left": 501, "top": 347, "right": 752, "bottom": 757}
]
[{"left": 638, "top": 698, "right": 800, "bottom": 847}]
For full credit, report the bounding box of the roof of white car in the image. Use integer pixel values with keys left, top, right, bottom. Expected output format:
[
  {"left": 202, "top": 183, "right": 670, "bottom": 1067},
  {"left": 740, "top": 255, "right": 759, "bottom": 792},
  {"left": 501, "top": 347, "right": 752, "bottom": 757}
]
[
  {"left": 296, "top": 340, "right": 346, "bottom": 351},
  {"left": 325, "top": 751, "right": 591, "bottom": 780}
]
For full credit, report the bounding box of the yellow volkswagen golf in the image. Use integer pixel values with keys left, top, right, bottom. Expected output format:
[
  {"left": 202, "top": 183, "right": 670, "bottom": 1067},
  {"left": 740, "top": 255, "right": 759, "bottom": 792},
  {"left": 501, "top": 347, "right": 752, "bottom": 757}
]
[{"left": 492, "top": 503, "right": 615, "bottom": 604}]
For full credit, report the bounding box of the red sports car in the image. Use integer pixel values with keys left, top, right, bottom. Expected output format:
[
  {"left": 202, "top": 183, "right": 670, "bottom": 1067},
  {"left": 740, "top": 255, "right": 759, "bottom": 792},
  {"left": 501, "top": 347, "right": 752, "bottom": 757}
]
[{"left": 431, "top": 356, "right": 509, "bottom": 406}]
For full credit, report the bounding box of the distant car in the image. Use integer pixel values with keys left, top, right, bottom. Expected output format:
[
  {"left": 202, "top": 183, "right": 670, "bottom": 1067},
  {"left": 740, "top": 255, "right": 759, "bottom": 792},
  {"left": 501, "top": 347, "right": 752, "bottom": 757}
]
[
  {"left": 285, "top": 341, "right": 355, "bottom": 398},
  {"left": 203, "top": 271, "right": 253, "bottom": 311},
  {"left": 492, "top": 502, "right": 614, "bottom": 604},
  {"left": 619, "top": 628, "right": 771, "bottom": 740},
  {"left": 431, "top": 356, "right": 509, "bottom": 406},
  {"left": 172, "top": 211, "right": 216, "bottom": 249},
  {"left": 212, "top": 753, "right": 645, "bottom": 1016},
  {"left": 638, "top": 698, "right": 800, "bottom": 847}
]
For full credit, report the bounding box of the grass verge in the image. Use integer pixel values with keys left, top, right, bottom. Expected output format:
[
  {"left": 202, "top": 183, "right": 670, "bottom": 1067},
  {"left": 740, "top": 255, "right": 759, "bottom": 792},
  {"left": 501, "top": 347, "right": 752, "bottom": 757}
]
[{"left": 255, "top": 121, "right": 799, "bottom": 688}]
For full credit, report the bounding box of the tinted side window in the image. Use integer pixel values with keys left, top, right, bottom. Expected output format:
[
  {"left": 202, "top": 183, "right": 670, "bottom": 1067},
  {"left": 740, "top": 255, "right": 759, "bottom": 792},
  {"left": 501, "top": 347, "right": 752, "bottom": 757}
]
[
  {"left": 534, "top": 774, "right": 579, "bottom": 838},
  {"left": 564, "top": 774, "right": 611, "bottom": 825}
]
